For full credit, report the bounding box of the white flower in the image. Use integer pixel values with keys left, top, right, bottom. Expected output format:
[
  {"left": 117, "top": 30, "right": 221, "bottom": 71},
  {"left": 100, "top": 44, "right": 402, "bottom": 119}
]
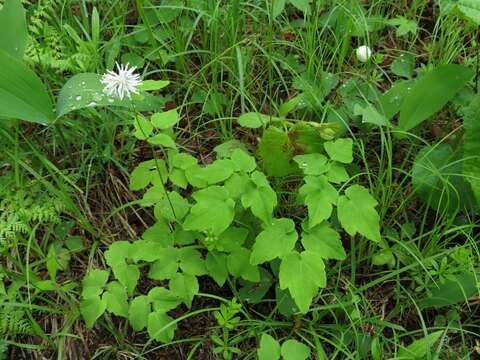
[
  {"left": 356, "top": 45, "right": 372, "bottom": 63},
  {"left": 101, "top": 62, "right": 142, "bottom": 100}
]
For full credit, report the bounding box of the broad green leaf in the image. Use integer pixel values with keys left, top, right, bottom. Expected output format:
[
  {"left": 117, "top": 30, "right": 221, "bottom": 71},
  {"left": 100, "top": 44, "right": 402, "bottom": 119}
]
[
  {"left": 378, "top": 80, "right": 414, "bottom": 119},
  {"left": 151, "top": 109, "right": 179, "bottom": 129},
  {"left": 104, "top": 241, "right": 139, "bottom": 294},
  {"left": 387, "top": 16, "right": 418, "bottom": 37},
  {"left": 299, "top": 175, "right": 338, "bottom": 228},
  {"left": 183, "top": 186, "right": 235, "bottom": 235},
  {"left": 216, "top": 227, "right": 249, "bottom": 252},
  {"left": 281, "top": 339, "right": 310, "bottom": 360},
  {"left": 80, "top": 296, "right": 107, "bottom": 328},
  {"left": 275, "top": 286, "right": 300, "bottom": 317},
  {"left": 147, "top": 311, "right": 176, "bottom": 343},
  {"left": 224, "top": 172, "right": 250, "bottom": 199},
  {"left": 238, "top": 268, "right": 273, "bottom": 304},
  {"left": 214, "top": 139, "right": 248, "bottom": 158},
  {"left": 301, "top": 222, "right": 346, "bottom": 260},
  {"left": 258, "top": 334, "right": 281, "bottom": 360},
  {"left": 241, "top": 171, "right": 277, "bottom": 224},
  {"left": 205, "top": 252, "right": 229, "bottom": 286},
  {"left": 148, "top": 287, "right": 181, "bottom": 312},
  {"left": 129, "top": 295, "right": 150, "bottom": 331},
  {"left": 227, "top": 248, "right": 260, "bottom": 282},
  {"left": 293, "top": 154, "right": 329, "bottom": 175},
  {"left": 112, "top": 263, "right": 140, "bottom": 295},
  {"left": 271, "top": 0, "right": 286, "bottom": 19},
  {"left": 419, "top": 272, "right": 479, "bottom": 308},
  {"left": 250, "top": 218, "right": 298, "bottom": 265},
  {"left": 178, "top": 248, "right": 207, "bottom": 276},
  {"left": 353, "top": 103, "right": 392, "bottom": 127},
  {"left": 130, "top": 159, "right": 168, "bottom": 191},
  {"left": 337, "top": 185, "right": 381, "bottom": 242},
  {"left": 142, "top": 222, "right": 174, "bottom": 247},
  {"left": 148, "top": 133, "right": 177, "bottom": 148},
  {"left": 155, "top": 0, "right": 183, "bottom": 23},
  {"left": 231, "top": 149, "right": 256, "bottom": 173},
  {"left": 238, "top": 112, "right": 270, "bottom": 128},
  {"left": 412, "top": 144, "right": 476, "bottom": 213},
  {"left": 0, "top": 0, "right": 27, "bottom": 58},
  {"left": 258, "top": 127, "right": 297, "bottom": 177},
  {"left": 397, "top": 331, "right": 444, "bottom": 359},
  {"left": 457, "top": 0, "right": 480, "bottom": 24},
  {"left": 324, "top": 139, "right": 353, "bottom": 164},
  {"left": 104, "top": 281, "right": 129, "bottom": 317},
  {"left": 154, "top": 191, "right": 189, "bottom": 222},
  {"left": 56, "top": 73, "right": 166, "bottom": 117},
  {"left": 279, "top": 250, "right": 325, "bottom": 312},
  {"left": 133, "top": 115, "right": 154, "bottom": 140},
  {"left": 398, "top": 65, "right": 474, "bottom": 131},
  {"left": 148, "top": 247, "right": 179, "bottom": 280},
  {"left": 0, "top": 50, "right": 55, "bottom": 124},
  {"left": 169, "top": 273, "right": 199, "bottom": 307},
  {"left": 82, "top": 269, "right": 109, "bottom": 299},
  {"left": 463, "top": 94, "right": 480, "bottom": 204},
  {"left": 140, "top": 80, "right": 170, "bottom": 91},
  {"left": 289, "top": 0, "right": 311, "bottom": 14},
  {"left": 390, "top": 53, "right": 416, "bottom": 78},
  {"left": 185, "top": 159, "right": 235, "bottom": 187},
  {"left": 326, "top": 162, "right": 349, "bottom": 184}
]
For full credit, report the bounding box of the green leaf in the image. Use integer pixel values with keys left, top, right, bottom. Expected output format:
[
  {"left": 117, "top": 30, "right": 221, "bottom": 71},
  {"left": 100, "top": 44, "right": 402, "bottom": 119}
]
[
  {"left": 238, "top": 268, "right": 273, "bottom": 304},
  {"left": 250, "top": 218, "right": 298, "bottom": 265},
  {"left": 148, "top": 247, "right": 179, "bottom": 280},
  {"left": 378, "top": 80, "right": 414, "bottom": 119},
  {"left": 299, "top": 175, "right": 338, "bottom": 228},
  {"left": 258, "top": 334, "right": 281, "bottom": 360},
  {"left": 272, "top": 0, "right": 286, "bottom": 19},
  {"left": 397, "top": 331, "right": 444, "bottom": 359},
  {"left": 140, "top": 80, "right": 170, "bottom": 91},
  {"left": 337, "top": 185, "right": 381, "bottom": 242},
  {"left": 82, "top": 269, "right": 109, "bottom": 299},
  {"left": 353, "top": 103, "right": 392, "bottom": 127},
  {"left": 148, "top": 133, "right": 177, "bottom": 148},
  {"left": 231, "top": 149, "right": 256, "bottom": 173},
  {"left": 0, "top": 0, "right": 27, "bottom": 58},
  {"left": 113, "top": 263, "right": 140, "bottom": 295},
  {"left": 391, "top": 53, "right": 416, "bottom": 78},
  {"left": 130, "top": 159, "right": 168, "bottom": 191},
  {"left": 324, "top": 139, "right": 353, "bottom": 164},
  {"left": 205, "top": 252, "right": 229, "bottom": 286},
  {"left": 147, "top": 311, "right": 176, "bottom": 343},
  {"left": 289, "top": 0, "right": 311, "bottom": 14},
  {"left": 154, "top": 191, "right": 189, "bottom": 222},
  {"left": 216, "top": 227, "right": 249, "bottom": 252},
  {"left": 56, "top": 73, "right": 164, "bottom": 117},
  {"left": 183, "top": 186, "right": 235, "bottom": 235},
  {"left": 169, "top": 273, "right": 199, "bottom": 307},
  {"left": 104, "top": 281, "right": 129, "bottom": 317},
  {"left": 326, "top": 162, "right": 349, "bottom": 184},
  {"left": 148, "top": 287, "right": 181, "bottom": 312},
  {"left": 301, "top": 222, "right": 346, "bottom": 260},
  {"left": 279, "top": 251, "right": 325, "bottom": 312},
  {"left": 419, "top": 272, "right": 479, "bottom": 309},
  {"left": 227, "top": 248, "right": 260, "bottom": 282},
  {"left": 457, "top": 0, "right": 480, "bottom": 24},
  {"left": 178, "top": 248, "right": 206, "bottom": 276},
  {"left": 142, "top": 222, "right": 174, "bottom": 247},
  {"left": 129, "top": 295, "right": 150, "bottom": 331},
  {"left": 185, "top": 160, "right": 235, "bottom": 186},
  {"left": 293, "top": 154, "right": 329, "bottom": 175},
  {"left": 281, "top": 339, "right": 310, "bottom": 360},
  {"left": 133, "top": 115, "right": 154, "bottom": 140},
  {"left": 151, "top": 109, "right": 179, "bottom": 129},
  {"left": 387, "top": 16, "right": 418, "bottom": 37},
  {"left": 258, "top": 127, "right": 297, "bottom": 177},
  {"left": 0, "top": 50, "right": 55, "bottom": 124},
  {"left": 241, "top": 171, "right": 277, "bottom": 224},
  {"left": 412, "top": 144, "right": 476, "bottom": 213},
  {"left": 398, "top": 64, "right": 474, "bottom": 131},
  {"left": 463, "top": 94, "right": 480, "bottom": 204},
  {"left": 80, "top": 296, "right": 107, "bottom": 328},
  {"left": 238, "top": 112, "right": 270, "bottom": 128}
]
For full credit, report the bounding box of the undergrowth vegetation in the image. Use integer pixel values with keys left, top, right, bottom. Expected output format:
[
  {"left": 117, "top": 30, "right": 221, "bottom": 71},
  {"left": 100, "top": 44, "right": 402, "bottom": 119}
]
[{"left": 0, "top": 0, "right": 479, "bottom": 359}]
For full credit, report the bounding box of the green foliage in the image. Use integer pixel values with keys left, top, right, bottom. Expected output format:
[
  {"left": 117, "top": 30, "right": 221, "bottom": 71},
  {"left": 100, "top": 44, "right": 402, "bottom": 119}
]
[
  {"left": 463, "top": 94, "right": 480, "bottom": 204},
  {"left": 0, "top": 0, "right": 27, "bottom": 58},
  {"left": 398, "top": 64, "right": 474, "bottom": 131},
  {"left": 258, "top": 334, "right": 310, "bottom": 360}
]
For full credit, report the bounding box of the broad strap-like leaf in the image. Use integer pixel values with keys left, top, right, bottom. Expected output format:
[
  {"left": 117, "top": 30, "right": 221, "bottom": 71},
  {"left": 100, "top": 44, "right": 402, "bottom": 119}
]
[
  {"left": 463, "top": 94, "right": 480, "bottom": 204},
  {"left": 0, "top": 0, "right": 27, "bottom": 58}
]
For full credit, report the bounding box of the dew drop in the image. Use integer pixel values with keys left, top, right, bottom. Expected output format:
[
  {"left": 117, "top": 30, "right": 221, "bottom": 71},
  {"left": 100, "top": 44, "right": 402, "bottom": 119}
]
[
  {"left": 108, "top": 98, "right": 114, "bottom": 103},
  {"left": 75, "top": 95, "right": 82, "bottom": 101},
  {"left": 301, "top": 162, "right": 307, "bottom": 167},
  {"left": 87, "top": 101, "right": 97, "bottom": 107}
]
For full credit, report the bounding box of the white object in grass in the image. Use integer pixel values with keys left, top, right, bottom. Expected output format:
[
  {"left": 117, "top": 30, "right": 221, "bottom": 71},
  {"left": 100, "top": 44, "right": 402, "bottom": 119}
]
[
  {"left": 356, "top": 45, "right": 372, "bottom": 63},
  {"left": 101, "top": 62, "right": 142, "bottom": 100}
]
